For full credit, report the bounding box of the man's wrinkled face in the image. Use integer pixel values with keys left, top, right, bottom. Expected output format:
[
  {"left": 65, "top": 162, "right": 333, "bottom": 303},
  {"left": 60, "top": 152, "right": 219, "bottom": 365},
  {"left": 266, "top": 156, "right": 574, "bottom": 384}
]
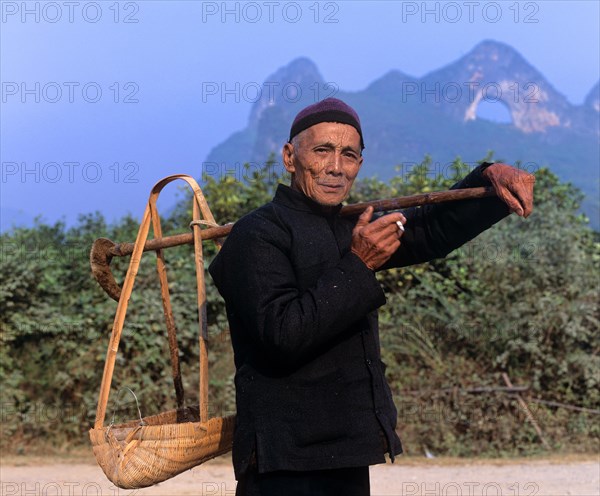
[{"left": 282, "top": 122, "right": 363, "bottom": 206}]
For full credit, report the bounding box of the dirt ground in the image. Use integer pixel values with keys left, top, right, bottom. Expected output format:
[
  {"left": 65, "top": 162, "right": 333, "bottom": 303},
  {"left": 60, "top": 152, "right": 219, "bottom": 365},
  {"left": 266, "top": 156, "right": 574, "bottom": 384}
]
[{"left": 1, "top": 454, "right": 598, "bottom": 496}]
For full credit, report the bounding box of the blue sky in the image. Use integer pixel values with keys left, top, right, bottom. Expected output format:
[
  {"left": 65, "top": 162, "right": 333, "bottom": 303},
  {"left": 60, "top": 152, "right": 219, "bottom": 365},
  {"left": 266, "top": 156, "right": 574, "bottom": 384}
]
[{"left": 1, "top": 0, "right": 599, "bottom": 228}]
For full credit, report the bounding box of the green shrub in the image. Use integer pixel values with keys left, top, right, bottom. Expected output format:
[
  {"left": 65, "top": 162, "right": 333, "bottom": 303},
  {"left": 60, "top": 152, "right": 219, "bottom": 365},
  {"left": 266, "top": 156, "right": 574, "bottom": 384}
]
[{"left": 1, "top": 157, "right": 597, "bottom": 455}]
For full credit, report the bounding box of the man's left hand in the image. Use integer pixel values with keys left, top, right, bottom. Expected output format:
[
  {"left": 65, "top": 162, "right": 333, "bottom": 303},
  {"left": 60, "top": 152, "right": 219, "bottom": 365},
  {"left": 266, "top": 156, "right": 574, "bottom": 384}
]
[{"left": 482, "top": 163, "right": 535, "bottom": 218}]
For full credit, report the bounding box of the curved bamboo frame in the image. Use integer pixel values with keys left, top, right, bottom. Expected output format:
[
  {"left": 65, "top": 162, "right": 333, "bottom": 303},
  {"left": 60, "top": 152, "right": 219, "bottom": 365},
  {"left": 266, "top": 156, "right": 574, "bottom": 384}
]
[{"left": 89, "top": 174, "right": 234, "bottom": 489}]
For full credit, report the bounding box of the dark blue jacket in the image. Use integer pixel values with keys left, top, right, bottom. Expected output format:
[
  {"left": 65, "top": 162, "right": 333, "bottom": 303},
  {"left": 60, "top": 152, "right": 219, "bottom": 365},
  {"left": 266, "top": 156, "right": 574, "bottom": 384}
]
[{"left": 209, "top": 163, "right": 508, "bottom": 478}]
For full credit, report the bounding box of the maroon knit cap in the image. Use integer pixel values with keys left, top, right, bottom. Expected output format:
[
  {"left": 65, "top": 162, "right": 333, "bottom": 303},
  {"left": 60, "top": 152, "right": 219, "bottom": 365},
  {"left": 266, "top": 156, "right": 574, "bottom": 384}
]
[{"left": 289, "top": 98, "right": 365, "bottom": 150}]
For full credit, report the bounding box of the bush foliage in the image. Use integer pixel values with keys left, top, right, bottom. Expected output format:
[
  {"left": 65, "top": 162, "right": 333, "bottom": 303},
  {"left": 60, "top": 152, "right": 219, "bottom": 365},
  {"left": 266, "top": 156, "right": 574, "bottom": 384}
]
[{"left": 1, "top": 156, "right": 598, "bottom": 456}]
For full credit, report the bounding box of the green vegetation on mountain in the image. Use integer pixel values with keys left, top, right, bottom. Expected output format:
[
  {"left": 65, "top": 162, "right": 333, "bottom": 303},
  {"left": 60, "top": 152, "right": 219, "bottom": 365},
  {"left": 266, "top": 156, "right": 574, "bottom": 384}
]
[{"left": 207, "top": 42, "right": 600, "bottom": 227}]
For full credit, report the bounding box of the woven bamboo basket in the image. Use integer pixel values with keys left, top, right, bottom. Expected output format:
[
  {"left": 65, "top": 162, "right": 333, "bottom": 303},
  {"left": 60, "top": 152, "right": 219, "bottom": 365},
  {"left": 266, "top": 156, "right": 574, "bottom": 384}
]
[{"left": 89, "top": 175, "right": 235, "bottom": 489}]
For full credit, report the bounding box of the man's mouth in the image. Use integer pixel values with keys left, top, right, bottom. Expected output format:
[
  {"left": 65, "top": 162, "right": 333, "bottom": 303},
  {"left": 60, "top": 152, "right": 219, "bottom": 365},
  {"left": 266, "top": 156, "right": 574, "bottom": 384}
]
[{"left": 318, "top": 183, "right": 344, "bottom": 191}]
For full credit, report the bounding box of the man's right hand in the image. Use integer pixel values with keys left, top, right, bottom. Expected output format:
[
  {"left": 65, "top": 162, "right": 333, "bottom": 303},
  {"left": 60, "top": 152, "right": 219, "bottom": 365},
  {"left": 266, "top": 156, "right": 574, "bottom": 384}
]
[{"left": 351, "top": 206, "right": 406, "bottom": 270}]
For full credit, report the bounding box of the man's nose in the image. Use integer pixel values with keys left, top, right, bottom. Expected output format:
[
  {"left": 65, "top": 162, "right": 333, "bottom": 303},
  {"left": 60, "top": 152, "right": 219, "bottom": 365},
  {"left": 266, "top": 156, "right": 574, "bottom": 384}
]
[{"left": 324, "top": 153, "right": 343, "bottom": 174}]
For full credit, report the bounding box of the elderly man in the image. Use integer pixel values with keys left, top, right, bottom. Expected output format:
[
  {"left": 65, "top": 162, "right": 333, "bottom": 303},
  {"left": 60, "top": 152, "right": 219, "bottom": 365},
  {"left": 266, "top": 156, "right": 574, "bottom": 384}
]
[{"left": 209, "top": 98, "right": 534, "bottom": 496}]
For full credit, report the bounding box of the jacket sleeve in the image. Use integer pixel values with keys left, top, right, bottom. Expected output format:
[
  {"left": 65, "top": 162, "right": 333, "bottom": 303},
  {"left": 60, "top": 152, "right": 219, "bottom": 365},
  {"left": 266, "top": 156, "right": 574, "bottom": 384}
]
[
  {"left": 381, "top": 162, "right": 510, "bottom": 269},
  {"left": 209, "top": 213, "right": 386, "bottom": 364}
]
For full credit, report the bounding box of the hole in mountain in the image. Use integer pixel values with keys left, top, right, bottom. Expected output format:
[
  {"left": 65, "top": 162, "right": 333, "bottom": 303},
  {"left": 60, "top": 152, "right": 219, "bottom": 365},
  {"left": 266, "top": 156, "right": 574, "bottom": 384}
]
[{"left": 476, "top": 100, "right": 513, "bottom": 124}]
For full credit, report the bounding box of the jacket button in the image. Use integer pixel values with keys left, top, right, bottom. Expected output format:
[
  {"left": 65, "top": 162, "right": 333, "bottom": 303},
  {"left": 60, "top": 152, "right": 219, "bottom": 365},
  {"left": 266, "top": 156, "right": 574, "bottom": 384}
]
[{"left": 366, "top": 359, "right": 372, "bottom": 366}]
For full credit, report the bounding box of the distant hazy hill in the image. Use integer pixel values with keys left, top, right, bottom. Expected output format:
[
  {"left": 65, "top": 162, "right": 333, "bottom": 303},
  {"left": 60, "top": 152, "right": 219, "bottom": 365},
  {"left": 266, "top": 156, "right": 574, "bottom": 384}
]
[{"left": 206, "top": 40, "right": 599, "bottom": 227}]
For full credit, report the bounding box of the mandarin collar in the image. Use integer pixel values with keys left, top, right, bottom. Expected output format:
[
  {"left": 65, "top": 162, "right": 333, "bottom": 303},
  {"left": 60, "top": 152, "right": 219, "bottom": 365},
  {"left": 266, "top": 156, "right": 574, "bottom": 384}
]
[{"left": 273, "top": 184, "right": 343, "bottom": 217}]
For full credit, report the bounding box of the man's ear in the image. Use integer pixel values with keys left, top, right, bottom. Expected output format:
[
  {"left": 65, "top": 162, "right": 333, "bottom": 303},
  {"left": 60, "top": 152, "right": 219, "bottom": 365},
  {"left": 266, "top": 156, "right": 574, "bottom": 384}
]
[{"left": 282, "top": 143, "right": 296, "bottom": 174}]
